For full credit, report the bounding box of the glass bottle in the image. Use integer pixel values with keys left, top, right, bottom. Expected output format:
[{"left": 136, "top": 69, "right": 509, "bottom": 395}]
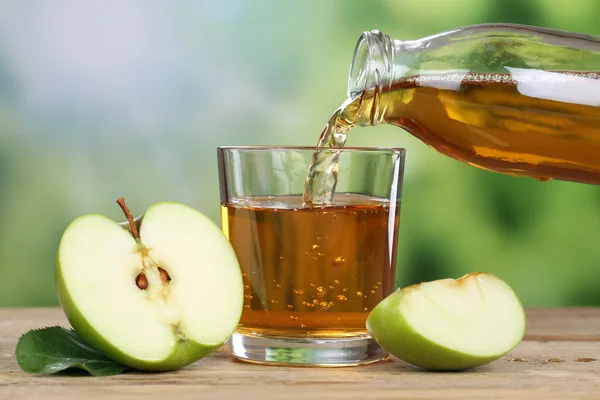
[{"left": 345, "top": 24, "right": 600, "bottom": 184}]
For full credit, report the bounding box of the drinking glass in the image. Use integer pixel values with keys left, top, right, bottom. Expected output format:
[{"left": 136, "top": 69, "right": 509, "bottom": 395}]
[{"left": 218, "top": 146, "right": 405, "bottom": 366}]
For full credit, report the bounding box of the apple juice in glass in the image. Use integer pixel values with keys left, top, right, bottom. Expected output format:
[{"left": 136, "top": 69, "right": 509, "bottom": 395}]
[{"left": 218, "top": 146, "right": 404, "bottom": 366}]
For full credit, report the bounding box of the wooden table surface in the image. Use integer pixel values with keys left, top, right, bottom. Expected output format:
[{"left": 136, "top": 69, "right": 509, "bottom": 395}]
[{"left": 1, "top": 308, "right": 599, "bottom": 399}]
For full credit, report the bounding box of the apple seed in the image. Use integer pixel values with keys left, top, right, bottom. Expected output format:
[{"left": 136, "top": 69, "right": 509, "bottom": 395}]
[
  {"left": 158, "top": 267, "right": 171, "bottom": 283},
  {"left": 136, "top": 273, "right": 148, "bottom": 290}
]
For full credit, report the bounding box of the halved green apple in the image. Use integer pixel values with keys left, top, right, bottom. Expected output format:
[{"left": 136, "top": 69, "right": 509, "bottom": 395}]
[
  {"left": 366, "top": 272, "right": 526, "bottom": 371},
  {"left": 56, "top": 199, "right": 243, "bottom": 371}
]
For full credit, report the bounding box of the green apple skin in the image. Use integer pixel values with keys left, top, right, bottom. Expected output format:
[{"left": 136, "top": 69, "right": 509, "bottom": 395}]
[
  {"left": 366, "top": 287, "right": 526, "bottom": 371},
  {"left": 56, "top": 264, "right": 220, "bottom": 372}
]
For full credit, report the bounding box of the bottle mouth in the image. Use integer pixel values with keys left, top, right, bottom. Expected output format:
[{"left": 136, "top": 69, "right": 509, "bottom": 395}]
[
  {"left": 347, "top": 30, "right": 395, "bottom": 99},
  {"left": 348, "top": 33, "right": 371, "bottom": 98},
  {"left": 347, "top": 31, "right": 397, "bottom": 126}
]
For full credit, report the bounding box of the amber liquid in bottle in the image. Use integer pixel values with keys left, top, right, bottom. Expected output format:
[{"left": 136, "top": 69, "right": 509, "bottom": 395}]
[
  {"left": 221, "top": 194, "right": 399, "bottom": 338},
  {"left": 304, "top": 71, "right": 600, "bottom": 204}
]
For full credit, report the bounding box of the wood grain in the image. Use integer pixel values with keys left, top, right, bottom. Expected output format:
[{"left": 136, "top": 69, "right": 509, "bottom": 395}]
[{"left": 1, "top": 308, "right": 599, "bottom": 399}]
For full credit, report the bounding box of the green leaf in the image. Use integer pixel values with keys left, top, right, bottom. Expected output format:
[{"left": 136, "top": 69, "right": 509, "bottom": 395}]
[{"left": 15, "top": 326, "right": 128, "bottom": 376}]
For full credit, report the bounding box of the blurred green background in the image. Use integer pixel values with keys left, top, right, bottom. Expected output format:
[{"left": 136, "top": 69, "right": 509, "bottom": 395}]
[{"left": 1, "top": 0, "right": 599, "bottom": 307}]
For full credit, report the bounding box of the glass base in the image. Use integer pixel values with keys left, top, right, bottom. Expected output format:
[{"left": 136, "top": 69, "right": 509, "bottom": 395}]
[{"left": 230, "top": 332, "right": 389, "bottom": 367}]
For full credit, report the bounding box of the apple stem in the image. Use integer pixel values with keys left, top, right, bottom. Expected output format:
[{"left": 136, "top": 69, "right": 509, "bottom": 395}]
[{"left": 116, "top": 197, "right": 140, "bottom": 240}]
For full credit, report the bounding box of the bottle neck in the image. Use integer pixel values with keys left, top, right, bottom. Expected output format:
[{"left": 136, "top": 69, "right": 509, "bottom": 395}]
[{"left": 348, "top": 30, "right": 404, "bottom": 126}]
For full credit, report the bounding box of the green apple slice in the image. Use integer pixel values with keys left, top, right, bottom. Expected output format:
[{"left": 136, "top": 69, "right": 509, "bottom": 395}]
[
  {"left": 56, "top": 199, "right": 243, "bottom": 371},
  {"left": 366, "top": 272, "right": 526, "bottom": 371}
]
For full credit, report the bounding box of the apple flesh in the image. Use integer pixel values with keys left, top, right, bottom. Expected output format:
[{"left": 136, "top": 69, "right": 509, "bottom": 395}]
[
  {"left": 366, "top": 272, "right": 526, "bottom": 371},
  {"left": 56, "top": 200, "right": 243, "bottom": 371}
]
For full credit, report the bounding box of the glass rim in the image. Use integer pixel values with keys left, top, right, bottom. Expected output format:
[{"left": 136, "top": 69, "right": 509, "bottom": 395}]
[{"left": 217, "top": 145, "right": 405, "bottom": 154}]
